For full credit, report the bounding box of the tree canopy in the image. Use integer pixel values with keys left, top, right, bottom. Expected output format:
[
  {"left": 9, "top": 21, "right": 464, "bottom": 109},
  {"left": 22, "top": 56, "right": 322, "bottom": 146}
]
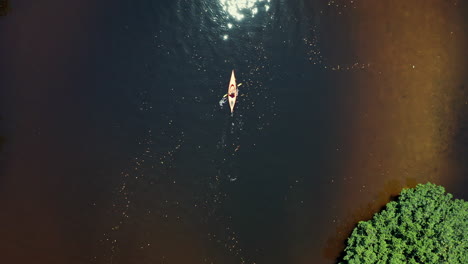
[{"left": 340, "top": 182, "right": 467, "bottom": 264}]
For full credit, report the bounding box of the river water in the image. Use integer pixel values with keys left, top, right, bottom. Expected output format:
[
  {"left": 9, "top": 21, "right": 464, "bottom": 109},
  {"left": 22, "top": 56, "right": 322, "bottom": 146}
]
[{"left": 1, "top": 0, "right": 466, "bottom": 263}]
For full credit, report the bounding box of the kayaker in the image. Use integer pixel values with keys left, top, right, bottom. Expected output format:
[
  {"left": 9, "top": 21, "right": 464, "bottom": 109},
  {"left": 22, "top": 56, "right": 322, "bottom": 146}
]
[{"left": 229, "top": 84, "right": 236, "bottom": 98}]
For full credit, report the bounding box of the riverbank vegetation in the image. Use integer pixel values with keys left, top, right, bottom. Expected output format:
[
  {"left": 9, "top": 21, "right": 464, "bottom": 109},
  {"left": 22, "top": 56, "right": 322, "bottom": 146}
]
[{"left": 339, "top": 183, "right": 467, "bottom": 263}]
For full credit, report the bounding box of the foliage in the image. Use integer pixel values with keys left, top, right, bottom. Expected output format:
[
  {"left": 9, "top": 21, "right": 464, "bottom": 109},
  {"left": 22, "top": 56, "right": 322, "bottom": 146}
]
[{"left": 340, "top": 182, "right": 468, "bottom": 264}]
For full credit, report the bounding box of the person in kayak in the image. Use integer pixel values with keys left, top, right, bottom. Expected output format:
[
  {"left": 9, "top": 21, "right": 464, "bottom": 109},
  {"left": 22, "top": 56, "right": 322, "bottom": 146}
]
[
  {"left": 223, "top": 83, "right": 241, "bottom": 98},
  {"left": 223, "top": 92, "right": 236, "bottom": 98},
  {"left": 229, "top": 84, "right": 236, "bottom": 98}
]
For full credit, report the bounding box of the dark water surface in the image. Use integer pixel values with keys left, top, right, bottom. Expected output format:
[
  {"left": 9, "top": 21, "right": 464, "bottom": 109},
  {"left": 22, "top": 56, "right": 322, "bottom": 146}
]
[{"left": 1, "top": 0, "right": 467, "bottom": 263}]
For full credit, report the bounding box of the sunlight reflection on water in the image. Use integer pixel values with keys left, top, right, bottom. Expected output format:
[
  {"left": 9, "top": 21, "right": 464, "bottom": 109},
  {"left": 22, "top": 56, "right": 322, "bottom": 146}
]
[
  {"left": 219, "top": 0, "right": 270, "bottom": 21},
  {"left": 218, "top": 0, "right": 271, "bottom": 40}
]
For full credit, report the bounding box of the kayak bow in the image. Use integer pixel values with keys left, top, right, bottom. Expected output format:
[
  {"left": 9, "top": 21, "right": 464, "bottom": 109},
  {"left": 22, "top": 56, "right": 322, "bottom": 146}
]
[{"left": 228, "top": 70, "right": 238, "bottom": 113}]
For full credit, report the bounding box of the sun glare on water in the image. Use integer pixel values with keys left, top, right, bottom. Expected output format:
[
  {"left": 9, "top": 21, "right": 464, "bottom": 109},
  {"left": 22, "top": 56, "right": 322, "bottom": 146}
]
[{"left": 219, "top": 0, "right": 270, "bottom": 21}]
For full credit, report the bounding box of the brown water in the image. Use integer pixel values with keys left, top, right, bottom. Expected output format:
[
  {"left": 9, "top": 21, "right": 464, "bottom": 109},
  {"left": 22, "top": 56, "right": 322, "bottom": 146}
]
[{"left": 309, "top": 0, "right": 468, "bottom": 262}]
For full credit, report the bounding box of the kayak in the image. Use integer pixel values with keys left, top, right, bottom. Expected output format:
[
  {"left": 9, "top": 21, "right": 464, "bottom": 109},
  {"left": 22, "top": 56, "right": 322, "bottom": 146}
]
[{"left": 228, "top": 70, "right": 238, "bottom": 113}]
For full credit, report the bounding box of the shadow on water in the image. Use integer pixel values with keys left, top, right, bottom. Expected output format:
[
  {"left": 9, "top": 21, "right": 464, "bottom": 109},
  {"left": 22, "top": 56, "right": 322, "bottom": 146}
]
[{"left": 451, "top": 83, "right": 468, "bottom": 198}]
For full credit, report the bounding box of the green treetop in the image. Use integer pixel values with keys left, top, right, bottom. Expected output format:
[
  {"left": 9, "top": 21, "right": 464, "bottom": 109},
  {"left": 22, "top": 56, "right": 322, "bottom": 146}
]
[{"left": 340, "top": 182, "right": 467, "bottom": 264}]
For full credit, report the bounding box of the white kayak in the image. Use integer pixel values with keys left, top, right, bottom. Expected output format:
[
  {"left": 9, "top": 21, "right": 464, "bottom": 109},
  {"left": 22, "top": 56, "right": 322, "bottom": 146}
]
[{"left": 227, "top": 70, "right": 238, "bottom": 113}]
